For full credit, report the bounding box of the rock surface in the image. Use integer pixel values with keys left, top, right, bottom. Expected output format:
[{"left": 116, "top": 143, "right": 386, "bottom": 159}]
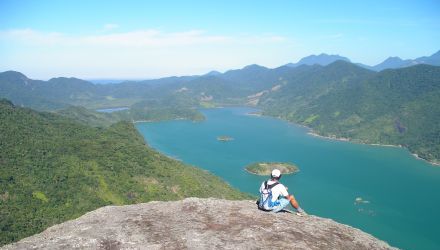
[{"left": 2, "top": 198, "right": 397, "bottom": 250}]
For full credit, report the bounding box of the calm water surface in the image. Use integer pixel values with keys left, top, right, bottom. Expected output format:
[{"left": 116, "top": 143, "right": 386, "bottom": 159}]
[{"left": 136, "top": 107, "right": 440, "bottom": 250}]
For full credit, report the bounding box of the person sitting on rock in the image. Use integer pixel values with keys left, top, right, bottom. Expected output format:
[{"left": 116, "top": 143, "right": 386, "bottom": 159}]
[{"left": 258, "top": 169, "right": 306, "bottom": 215}]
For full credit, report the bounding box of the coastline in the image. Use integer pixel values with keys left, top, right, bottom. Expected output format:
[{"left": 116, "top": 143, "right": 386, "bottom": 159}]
[
  {"left": 306, "top": 127, "right": 440, "bottom": 166},
  {"left": 132, "top": 117, "right": 199, "bottom": 124},
  {"left": 306, "top": 131, "right": 400, "bottom": 148},
  {"left": 256, "top": 111, "right": 440, "bottom": 167}
]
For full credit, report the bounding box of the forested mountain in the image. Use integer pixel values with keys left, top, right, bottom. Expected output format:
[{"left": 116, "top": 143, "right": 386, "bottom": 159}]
[
  {"left": 260, "top": 63, "right": 440, "bottom": 164},
  {"left": 1, "top": 58, "right": 440, "bottom": 164},
  {"left": 259, "top": 61, "right": 375, "bottom": 112},
  {"left": 2, "top": 51, "right": 439, "bottom": 110},
  {"left": 0, "top": 99, "right": 250, "bottom": 246}
]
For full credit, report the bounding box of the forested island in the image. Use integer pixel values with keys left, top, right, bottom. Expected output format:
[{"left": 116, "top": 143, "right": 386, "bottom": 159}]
[
  {"left": 217, "top": 136, "right": 234, "bottom": 141},
  {"left": 245, "top": 162, "right": 299, "bottom": 176}
]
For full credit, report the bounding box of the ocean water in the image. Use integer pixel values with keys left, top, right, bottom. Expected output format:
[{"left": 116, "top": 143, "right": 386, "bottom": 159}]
[{"left": 135, "top": 107, "right": 440, "bottom": 250}]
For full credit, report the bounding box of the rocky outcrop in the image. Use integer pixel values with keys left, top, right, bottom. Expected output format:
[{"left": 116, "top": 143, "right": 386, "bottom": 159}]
[{"left": 2, "top": 198, "right": 397, "bottom": 250}]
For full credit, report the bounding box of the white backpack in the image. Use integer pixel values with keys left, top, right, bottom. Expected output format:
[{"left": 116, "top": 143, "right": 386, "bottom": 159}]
[{"left": 258, "top": 180, "right": 279, "bottom": 210}]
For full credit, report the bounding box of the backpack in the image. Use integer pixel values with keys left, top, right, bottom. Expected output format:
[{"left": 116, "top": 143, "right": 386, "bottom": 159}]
[{"left": 258, "top": 180, "right": 280, "bottom": 210}]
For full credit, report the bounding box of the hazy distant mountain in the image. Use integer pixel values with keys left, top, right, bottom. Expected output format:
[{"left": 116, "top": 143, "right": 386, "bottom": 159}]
[
  {"left": 371, "top": 50, "right": 440, "bottom": 71},
  {"left": 204, "top": 70, "right": 222, "bottom": 76},
  {"left": 286, "top": 50, "right": 440, "bottom": 72},
  {"left": 414, "top": 50, "right": 440, "bottom": 65},
  {"left": 285, "top": 53, "right": 350, "bottom": 67},
  {"left": 372, "top": 57, "right": 415, "bottom": 71}
]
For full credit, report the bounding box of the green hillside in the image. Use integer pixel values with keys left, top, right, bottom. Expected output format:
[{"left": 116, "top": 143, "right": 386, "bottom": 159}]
[
  {"left": 260, "top": 64, "right": 440, "bottom": 164},
  {"left": 0, "top": 99, "right": 250, "bottom": 246},
  {"left": 1, "top": 62, "right": 440, "bottom": 164}
]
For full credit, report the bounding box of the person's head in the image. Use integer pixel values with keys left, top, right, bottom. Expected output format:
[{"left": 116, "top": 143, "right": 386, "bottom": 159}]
[{"left": 271, "top": 169, "right": 282, "bottom": 180}]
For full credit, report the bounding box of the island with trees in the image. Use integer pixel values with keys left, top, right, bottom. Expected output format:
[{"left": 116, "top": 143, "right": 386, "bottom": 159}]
[
  {"left": 217, "top": 136, "right": 234, "bottom": 142},
  {"left": 245, "top": 162, "right": 299, "bottom": 176}
]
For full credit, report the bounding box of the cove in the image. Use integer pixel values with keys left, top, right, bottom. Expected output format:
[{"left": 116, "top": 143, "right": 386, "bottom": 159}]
[{"left": 135, "top": 107, "right": 440, "bottom": 250}]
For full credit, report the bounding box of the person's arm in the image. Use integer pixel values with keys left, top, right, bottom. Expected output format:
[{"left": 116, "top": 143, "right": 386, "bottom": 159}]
[{"left": 286, "top": 195, "right": 299, "bottom": 209}]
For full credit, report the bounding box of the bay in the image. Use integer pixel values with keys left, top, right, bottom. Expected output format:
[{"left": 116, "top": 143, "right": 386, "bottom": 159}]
[{"left": 136, "top": 107, "right": 440, "bottom": 250}]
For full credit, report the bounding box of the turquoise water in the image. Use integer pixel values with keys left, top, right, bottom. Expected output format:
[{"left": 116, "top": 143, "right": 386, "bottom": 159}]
[{"left": 136, "top": 107, "right": 440, "bottom": 250}]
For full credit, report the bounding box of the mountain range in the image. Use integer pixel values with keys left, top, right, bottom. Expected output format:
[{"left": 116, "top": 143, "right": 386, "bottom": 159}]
[
  {"left": 1, "top": 51, "right": 439, "bottom": 166},
  {"left": 284, "top": 50, "right": 440, "bottom": 71}
]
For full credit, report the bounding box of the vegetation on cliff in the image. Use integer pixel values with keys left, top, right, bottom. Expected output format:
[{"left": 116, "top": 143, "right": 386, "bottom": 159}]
[{"left": 0, "top": 99, "right": 250, "bottom": 246}]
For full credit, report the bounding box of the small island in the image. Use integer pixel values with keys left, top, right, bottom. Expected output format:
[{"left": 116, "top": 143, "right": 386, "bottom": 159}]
[
  {"left": 245, "top": 162, "right": 299, "bottom": 176},
  {"left": 217, "top": 136, "right": 234, "bottom": 142}
]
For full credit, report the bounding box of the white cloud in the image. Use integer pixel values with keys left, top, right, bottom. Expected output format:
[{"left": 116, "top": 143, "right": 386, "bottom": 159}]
[
  {"left": 0, "top": 28, "right": 291, "bottom": 79},
  {"left": 0, "top": 28, "right": 285, "bottom": 47}
]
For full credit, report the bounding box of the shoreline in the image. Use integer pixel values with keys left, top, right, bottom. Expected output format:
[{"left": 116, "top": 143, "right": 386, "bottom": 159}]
[
  {"left": 306, "top": 131, "right": 401, "bottom": 148},
  {"left": 305, "top": 127, "right": 440, "bottom": 167},
  {"left": 256, "top": 111, "right": 440, "bottom": 167},
  {"left": 133, "top": 117, "right": 200, "bottom": 124}
]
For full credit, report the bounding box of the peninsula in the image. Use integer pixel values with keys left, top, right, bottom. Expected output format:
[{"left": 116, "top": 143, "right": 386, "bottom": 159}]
[{"left": 245, "top": 162, "right": 299, "bottom": 176}]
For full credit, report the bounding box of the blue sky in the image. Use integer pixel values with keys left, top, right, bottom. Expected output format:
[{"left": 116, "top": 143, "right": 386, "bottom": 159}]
[{"left": 0, "top": 0, "right": 439, "bottom": 79}]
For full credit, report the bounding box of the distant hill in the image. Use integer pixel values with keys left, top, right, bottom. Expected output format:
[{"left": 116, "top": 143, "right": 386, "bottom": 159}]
[
  {"left": 204, "top": 70, "right": 222, "bottom": 76},
  {"left": 372, "top": 57, "right": 418, "bottom": 71},
  {"left": 259, "top": 63, "right": 440, "bottom": 164},
  {"left": 285, "top": 53, "right": 350, "bottom": 67},
  {"left": 415, "top": 50, "right": 440, "bottom": 65},
  {"left": 1, "top": 54, "right": 440, "bottom": 163},
  {"left": 371, "top": 50, "right": 440, "bottom": 71},
  {"left": 0, "top": 71, "right": 205, "bottom": 121},
  {"left": 285, "top": 50, "right": 440, "bottom": 71},
  {"left": 0, "top": 100, "right": 250, "bottom": 246},
  {"left": 2, "top": 50, "right": 439, "bottom": 110}
]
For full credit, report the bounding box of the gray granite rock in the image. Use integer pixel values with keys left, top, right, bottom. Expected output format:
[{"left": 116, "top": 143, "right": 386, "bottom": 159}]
[{"left": 2, "top": 198, "right": 398, "bottom": 250}]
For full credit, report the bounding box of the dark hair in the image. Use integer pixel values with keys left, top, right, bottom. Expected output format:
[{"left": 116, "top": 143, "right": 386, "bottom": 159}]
[{"left": 271, "top": 175, "right": 281, "bottom": 181}]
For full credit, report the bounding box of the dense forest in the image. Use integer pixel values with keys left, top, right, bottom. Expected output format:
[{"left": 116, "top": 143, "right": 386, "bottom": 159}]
[
  {"left": 0, "top": 100, "right": 251, "bottom": 246},
  {"left": 260, "top": 63, "right": 440, "bottom": 164}
]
